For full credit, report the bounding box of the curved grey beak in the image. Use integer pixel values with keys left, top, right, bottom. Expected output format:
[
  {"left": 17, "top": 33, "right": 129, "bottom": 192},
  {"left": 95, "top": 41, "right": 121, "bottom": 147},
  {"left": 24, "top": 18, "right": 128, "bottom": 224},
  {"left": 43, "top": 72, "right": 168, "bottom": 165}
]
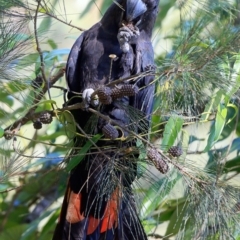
[{"left": 126, "top": 0, "right": 147, "bottom": 22}]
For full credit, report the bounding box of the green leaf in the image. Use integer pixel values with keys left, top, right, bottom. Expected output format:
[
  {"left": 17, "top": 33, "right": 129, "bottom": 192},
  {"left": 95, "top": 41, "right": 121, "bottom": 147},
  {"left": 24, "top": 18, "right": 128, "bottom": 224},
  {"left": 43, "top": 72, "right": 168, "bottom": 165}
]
[
  {"left": 0, "top": 225, "right": 28, "bottom": 240},
  {"left": 38, "top": 17, "right": 52, "bottom": 34},
  {"left": 165, "top": 201, "right": 186, "bottom": 236},
  {"left": 201, "top": 89, "right": 223, "bottom": 122},
  {"left": 47, "top": 39, "right": 58, "bottom": 49},
  {"left": 66, "top": 134, "right": 102, "bottom": 171},
  {"left": 1, "top": 94, "right": 14, "bottom": 107},
  {"left": 142, "top": 218, "right": 158, "bottom": 234},
  {"left": 179, "top": 129, "right": 189, "bottom": 160},
  {"left": 0, "top": 183, "right": 9, "bottom": 191},
  {"left": 17, "top": 53, "right": 39, "bottom": 70},
  {"left": 59, "top": 111, "right": 76, "bottom": 139},
  {"left": 155, "top": 0, "right": 176, "bottom": 28},
  {"left": 162, "top": 116, "right": 184, "bottom": 151},
  {"left": 224, "top": 155, "right": 240, "bottom": 173},
  {"left": 233, "top": 54, "right": 240, "bottom": 73},
  {"left": 39, "top": 208, "right": 60, "bottom": 240},
  {"left": 20, "top": 209, "right": 55, "bottom": 240},
  {"left": 4, "top": 81, "right": 29, "bottom": 94},
  {"left": 204, "top": 103, "right": 227, "bottom": 151},
  {"left": 225, "top": 75, "right": 240, "bottom": 104},
  {"left": 204, "top": 131, "right": 216, "bottom": 153},
  {"left": 44, "top": 49, "right": 70, "bottom": 60},
  {"left": 214, "top": 104, "right": 227, "bottom": 141},
  {"left": 0, "top": 127, "right": 4, "bottom": 138},
  {"left": 156, "top": 197, "right": 186, "bottom": 222},
  {"left": 32, "top": 99, "right": 56, "bottom": 109},
  {"left": 38, "top": 130, "right": 67, "bottom": 141},
  {"left": 140, "top": 174, "right": 180, "bottom": 219},
  {"left": 225, "top": 103, "right": 238, "bottom": 125}
]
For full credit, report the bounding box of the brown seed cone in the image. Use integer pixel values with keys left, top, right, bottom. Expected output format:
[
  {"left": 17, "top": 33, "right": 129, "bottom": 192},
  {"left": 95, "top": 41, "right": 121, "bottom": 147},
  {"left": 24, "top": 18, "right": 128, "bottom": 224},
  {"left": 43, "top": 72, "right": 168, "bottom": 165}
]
[
  {"left": 33, "top": 120, "right": 42, "bottom": 129},
  {"left": 102, "top": 123, "right": 119, "bottom": 140},
  {"left": 147, "top": 147, "right": 169, "bottom": 174},
  {"left": 95, "top": 87, "right": 112, "bottom": 104},
  {"left": 111, "top": 84, "right": 139, "bottom": 99},
  {"left": 168, "top": 146, "right": 183, "bottom": 157},
  {"left": 39, "top": 112, "right": 53, "bottom": 124},
  {"left": 4, "top": 130, "right": 13, "bottom": 140}
]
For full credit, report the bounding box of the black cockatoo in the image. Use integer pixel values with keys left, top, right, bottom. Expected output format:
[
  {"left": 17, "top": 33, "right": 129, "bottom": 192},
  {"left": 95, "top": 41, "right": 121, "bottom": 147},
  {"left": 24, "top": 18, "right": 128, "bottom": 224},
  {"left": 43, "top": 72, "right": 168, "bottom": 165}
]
[{"left": 53, "top": 0, "right": 160, "bottom": 239}]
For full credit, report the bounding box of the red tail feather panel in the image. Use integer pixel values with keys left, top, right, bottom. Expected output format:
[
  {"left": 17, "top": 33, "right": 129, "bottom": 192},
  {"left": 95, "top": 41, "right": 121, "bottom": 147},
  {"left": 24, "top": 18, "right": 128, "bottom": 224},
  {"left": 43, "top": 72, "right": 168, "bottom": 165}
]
[
  {"left": 53, "top": 181, "right": 147, "bottom": 240},
  {"left": 64, "top": 188, "right": 118, "bottom": 237},
  {"left": 66, "top": 191, "right": 85, "bottom": 224}
]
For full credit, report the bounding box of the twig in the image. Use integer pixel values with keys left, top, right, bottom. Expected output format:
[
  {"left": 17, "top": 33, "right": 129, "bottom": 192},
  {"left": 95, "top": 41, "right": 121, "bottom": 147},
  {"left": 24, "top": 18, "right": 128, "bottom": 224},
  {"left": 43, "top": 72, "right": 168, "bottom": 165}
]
[
  {"left": 44, "top": 11, "right": 85, "bottom": 32},
  {"left": 0, "top": 186, "right": 22, "bottom": 193},
  {"left": 39, "top": 1, "right": 85, "bottom": 31},
  {"left": 3, "top": 65, "right": 212, "bottom": 186},
  {"left": 106, "top": 70, "right": 155, "bottom": 87},
  {"left": 33, "top": 1, "right": 47, "bottom": 83},
  {"left": 87, "top": 108, "right": 207, "bottom": 184},
  {"left": 4, "top": 68, "right": 64, "bottom": 133},
  {"left": 4, "top": 90, "right": 209, "bottom": 185},
  {"left": 33, "top": 0, "right": 53, "bottom": 105},
  {"left": 225, "top": 172, "right": 239, "bottom": 182},
  {"left": 4, "top": 82, "right": 210, "bottom": 186}
]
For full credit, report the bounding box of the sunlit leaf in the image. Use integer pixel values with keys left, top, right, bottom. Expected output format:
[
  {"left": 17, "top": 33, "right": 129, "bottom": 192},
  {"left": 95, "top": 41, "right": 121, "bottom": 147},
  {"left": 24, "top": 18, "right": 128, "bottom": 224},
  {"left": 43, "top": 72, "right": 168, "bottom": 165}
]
[
  {"left": 0, "top": 126, "right": 4, "bottom": 138},
  {"left": 47, "top": 39, "right": 58, "bottom": 49},
  {"left": 204, "top": 103, "right": 227, "bottom": 151},
  {"left": 162, "top": 116, "right": 184, "bottom": 151},
  {"left": 226, "top": 103, "right": 238, "bottom": 125},
  {"left": 179, "top": 129, "right": 189, "bottom": 160},
  {"left": 201, "top": 89, "right": 223, "bottom": 122}
]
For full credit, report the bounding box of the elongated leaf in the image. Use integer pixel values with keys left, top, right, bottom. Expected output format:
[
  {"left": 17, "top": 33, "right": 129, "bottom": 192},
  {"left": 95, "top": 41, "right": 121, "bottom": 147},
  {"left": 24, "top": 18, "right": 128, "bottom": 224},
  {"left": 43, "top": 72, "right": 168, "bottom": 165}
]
[
  {"left": 59, "top": 110, "right": 76, "bottom": 139},
  {"left": 226, "top": 103, "right": 238, "bottom": 125},
  {"left": 17, "top": 53, "right": 39, "bottom": 69},
  {"left": 20, "top": 209, "right": 55, "bottom": 240},
  {"left": 44, "top": 49, "right": 70, "bottom": 60},
  {"left": 201, "top": 89, "right": 223, "bottom": 122},
  {"left": 33, "top": 99, "right": 56, "bottom": 108},
  {"left": 225, "top": 75, "right": 240, "bottom": 104},
  {"left": 38, "top": 17, "right": 52, "bottom": 34},
  {"left": 140, "top": 173, "right": 181, "bottom": 219},
  {"left": 179, "top": 129, "right": 189, "bottom": 160},
  {"left": 224, "top": 155, "right": 240, "bottom": 173},
  {"left": 156, "top": 197, "right": 187, "bottom": 222},
  {"left": 66, "top": 134, "right": 102, "bottom": 171},
  {"left": 165, "top": 201, "right": 186, "bottom": 236},
  {"left": 162, "top": 116, "right": 184, "bottom": 151},
  {"left": 47, "top": 39, "right": 58, "bottom": 49},
  {"left": 0, "top": 127, "right": 4, "bottom": 138},
  {"left": 204, "top": 103, "right": 227, "bottom": 151},
  {"left": 0, "top": 225, "right": 28, "bottom": 240},
  {"left": 39, "top": 208, "right": 61, "bottom": 240},
  {"left": 214, "top": 104, "right": 227, "bottom": 141}
]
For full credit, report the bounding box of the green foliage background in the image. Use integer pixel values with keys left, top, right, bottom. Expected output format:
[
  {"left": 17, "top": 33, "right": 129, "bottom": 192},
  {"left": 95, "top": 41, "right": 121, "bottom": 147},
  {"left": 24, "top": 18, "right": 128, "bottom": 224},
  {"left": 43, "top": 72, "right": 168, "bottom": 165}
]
[{"left": 0, "top": 0, "right": 240, "bottom": 239}]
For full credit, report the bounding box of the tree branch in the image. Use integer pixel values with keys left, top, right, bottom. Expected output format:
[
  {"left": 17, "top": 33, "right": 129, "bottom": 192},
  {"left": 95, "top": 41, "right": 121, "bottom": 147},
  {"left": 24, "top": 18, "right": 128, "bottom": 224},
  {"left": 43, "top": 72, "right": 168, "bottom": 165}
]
[{"left": 4, "top": 68, "right": 65, "bottom": 133}]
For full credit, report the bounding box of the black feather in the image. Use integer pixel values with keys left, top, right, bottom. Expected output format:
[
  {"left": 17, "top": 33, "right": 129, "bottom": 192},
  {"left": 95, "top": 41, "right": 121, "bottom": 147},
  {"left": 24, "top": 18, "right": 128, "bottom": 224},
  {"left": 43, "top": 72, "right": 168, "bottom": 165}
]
[{"left": 53, "top": 1, "right": 160, "bottom": 239}]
